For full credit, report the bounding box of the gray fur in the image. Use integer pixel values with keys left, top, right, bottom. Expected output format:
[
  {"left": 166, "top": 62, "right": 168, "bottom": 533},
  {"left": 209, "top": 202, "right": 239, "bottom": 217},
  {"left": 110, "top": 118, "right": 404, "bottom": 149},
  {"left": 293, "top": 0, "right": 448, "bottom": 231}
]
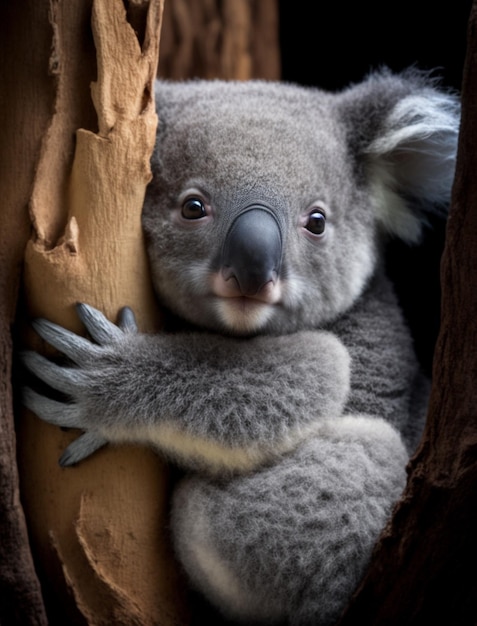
[{"left": 23, "top": 69, "right": 460, "bottom": 625}]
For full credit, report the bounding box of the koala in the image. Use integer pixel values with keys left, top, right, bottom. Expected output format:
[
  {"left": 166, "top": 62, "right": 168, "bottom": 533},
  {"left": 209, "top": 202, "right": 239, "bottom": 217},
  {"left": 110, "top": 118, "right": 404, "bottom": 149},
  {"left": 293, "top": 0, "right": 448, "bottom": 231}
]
[{"left": 23, "top": 69, "right": 459, "bottom": 625}]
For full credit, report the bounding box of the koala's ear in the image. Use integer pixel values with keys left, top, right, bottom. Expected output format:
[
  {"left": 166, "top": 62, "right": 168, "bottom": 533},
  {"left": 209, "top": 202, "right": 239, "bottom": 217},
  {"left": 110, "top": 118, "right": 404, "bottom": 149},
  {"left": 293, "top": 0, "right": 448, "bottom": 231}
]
[{"left": 339, "top": 70, "right": 461, "bottom": 243}]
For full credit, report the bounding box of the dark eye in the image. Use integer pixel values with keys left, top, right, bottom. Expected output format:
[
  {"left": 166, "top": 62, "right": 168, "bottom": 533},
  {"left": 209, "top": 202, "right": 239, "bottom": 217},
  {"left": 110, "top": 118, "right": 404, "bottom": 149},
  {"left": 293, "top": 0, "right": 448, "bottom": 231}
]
[
  {"left": 305, "top": 210, "right": 326, "bottom": 235},
  {"left": 181, "top": 197, "right": 207, "bottom": 220}
]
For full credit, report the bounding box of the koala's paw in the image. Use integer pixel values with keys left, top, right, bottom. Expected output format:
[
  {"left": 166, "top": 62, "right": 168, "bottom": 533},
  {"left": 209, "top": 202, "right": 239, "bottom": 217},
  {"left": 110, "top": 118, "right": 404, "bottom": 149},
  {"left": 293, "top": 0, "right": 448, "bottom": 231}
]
[{"left": 22, "top": 303, "right": 138, "bottom": 465}]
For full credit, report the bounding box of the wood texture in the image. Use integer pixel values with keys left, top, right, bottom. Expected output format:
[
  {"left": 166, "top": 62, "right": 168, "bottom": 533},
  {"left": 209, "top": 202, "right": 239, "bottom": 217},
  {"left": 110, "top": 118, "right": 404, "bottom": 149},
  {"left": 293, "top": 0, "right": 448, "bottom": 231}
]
[
  {"left": 0, "top": 1, "right": 53, "bottom": 623},
  {"left": 17, "top": 1, "right": 188, "bottom": 624},
  {"left": 158, "top": 0, "right": 280, "bottom": 80}
]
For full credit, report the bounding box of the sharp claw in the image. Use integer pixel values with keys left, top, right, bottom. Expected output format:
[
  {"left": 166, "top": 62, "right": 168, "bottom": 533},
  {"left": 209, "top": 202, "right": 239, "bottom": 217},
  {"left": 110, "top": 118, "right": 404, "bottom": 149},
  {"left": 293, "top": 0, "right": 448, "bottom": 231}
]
[
  {"left": 59, "top": 432, "right": 108, "bottom": 467},
  {"left": 118, "top": 306, "right": 138, "bottom": 333},
  {"left": 22, "top": 351, "right": 85, "bottom": 395},
  {"left": 31, "top": 318, "right": 99, "bottom": 363},
  {"left": 22, "top": 387, "right": 83, "bottom": 428},
  {"left": 76, "top": 303, "right": 123, "bottom": 345}
]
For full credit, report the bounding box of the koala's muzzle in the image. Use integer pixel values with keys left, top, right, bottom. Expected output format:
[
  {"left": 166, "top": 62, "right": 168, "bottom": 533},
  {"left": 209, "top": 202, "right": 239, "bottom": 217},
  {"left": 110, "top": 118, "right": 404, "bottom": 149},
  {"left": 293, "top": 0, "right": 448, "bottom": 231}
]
[{"left": 221, "top": 207, "right": 283, "bottom": 296}]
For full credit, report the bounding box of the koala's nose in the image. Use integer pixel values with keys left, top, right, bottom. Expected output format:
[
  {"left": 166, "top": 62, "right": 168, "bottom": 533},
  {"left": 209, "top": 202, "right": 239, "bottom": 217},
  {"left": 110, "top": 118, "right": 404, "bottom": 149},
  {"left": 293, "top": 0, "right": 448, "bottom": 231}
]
[{"left": 221, "top": 207, "right": 283, "bottom": 296}]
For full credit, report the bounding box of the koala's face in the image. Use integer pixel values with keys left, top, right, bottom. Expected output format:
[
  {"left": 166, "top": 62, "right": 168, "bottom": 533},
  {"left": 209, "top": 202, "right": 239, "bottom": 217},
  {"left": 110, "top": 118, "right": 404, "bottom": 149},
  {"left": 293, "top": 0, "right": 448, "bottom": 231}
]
[
  {"left": 142, "top": 77, "right": 458, "bottom": 335},
  {"left": 143, "top": 81, "right": 378, "bottom": 335}
]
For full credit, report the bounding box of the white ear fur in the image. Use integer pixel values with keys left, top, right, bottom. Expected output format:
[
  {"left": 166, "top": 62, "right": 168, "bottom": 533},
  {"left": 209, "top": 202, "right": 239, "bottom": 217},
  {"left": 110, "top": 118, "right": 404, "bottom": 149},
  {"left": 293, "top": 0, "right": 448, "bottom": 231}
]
[{"left": 367, "top": 91, "right": 460, "bottom": 243}]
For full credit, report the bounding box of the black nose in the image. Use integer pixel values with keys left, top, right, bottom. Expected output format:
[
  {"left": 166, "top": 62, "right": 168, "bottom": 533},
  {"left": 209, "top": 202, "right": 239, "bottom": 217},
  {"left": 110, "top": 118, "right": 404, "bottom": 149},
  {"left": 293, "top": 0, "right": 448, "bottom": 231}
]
[{"left": 221, "top": 207, "right": 283, "bottom": 296}]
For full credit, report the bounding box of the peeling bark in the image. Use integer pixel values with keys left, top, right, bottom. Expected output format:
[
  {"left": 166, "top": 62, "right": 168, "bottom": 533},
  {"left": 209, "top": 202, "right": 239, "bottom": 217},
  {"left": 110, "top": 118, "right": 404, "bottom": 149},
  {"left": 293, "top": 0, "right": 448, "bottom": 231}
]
[{"left": 16, "top": 1, "right": 188, "bottom": 624}]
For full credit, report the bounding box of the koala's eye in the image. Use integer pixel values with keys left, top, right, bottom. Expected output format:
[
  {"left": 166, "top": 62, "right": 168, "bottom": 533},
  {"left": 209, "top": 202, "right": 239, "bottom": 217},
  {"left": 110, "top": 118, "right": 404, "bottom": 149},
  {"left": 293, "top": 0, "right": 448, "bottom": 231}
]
[
  {"left": 304, "top": 210, "right": 326, "bottom": 236},
  {"left": 181, "top": 197, "right": 207, "bottom": 220}
]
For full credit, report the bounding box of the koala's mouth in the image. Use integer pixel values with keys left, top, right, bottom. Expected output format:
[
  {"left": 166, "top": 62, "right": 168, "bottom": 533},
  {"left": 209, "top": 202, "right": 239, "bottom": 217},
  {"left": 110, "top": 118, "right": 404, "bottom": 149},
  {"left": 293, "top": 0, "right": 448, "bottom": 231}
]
[
  {"left": 209, "top": 271, "right": 282, "bottom": 334},
  {"left": 210, "top": 272, "right": 282, "bottom": 305},
  {"left": 220, "top": 295, "right": 271, "bottom": 312}
]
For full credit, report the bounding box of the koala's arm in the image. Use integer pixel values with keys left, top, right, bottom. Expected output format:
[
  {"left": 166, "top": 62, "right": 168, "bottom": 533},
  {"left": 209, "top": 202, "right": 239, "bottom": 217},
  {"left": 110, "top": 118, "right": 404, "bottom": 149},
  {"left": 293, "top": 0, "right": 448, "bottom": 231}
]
[{"left": 22, "top": 304, "right": 350, "bottom": 473}]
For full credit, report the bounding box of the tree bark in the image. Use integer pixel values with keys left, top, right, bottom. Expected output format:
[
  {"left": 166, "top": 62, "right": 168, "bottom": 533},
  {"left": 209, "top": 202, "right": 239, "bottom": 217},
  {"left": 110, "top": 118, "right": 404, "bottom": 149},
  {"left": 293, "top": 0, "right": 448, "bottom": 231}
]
[
  {"left": 15, "top": 1, "right": 188, "bottom": 624},
  {"left": 158, "top": 0, "right": 280, "bottom": 80},
  {"left": 0, "top": 2, "right": 54, "bottom": 624},
  {"left": 337, "top": 2, "right": 477, "bottom": 624}
]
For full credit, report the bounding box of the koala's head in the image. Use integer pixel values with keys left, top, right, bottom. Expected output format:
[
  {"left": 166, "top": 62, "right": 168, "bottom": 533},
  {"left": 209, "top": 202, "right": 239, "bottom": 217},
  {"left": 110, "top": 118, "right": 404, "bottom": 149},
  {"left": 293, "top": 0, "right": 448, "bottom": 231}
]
[{"left": 143, "top": 70, "right": 459, "bottom": 336}]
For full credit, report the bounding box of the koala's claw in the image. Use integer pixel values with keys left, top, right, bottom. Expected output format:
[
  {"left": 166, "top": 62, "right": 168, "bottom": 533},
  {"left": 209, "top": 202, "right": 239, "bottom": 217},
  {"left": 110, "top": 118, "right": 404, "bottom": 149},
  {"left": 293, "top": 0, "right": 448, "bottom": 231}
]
[
  {"left": 22, "top": 387, "right": 107, "bottom": 466},
  {"left": 21, "top": 304, "right": 138, "bottom": 467},
  {"left": 76, "top": 303, "right": 127, "bottom": 345},
  {"left": 118, "top": 306, "right": 138, "bottom": 333},
  {"left": 28, "top": 303, "right": 137, "bottom": 369},
  {"left": 59, "top": 431, "right": 108, "bottom": 467},
  {"left": 31, "top": 318, "right": 100, "bottom": 363},
  {"left": 21, "top": 350, "right": 86, "bottom": 395},
  {"left": 22, "top": 386, "right": 83, "bottom": 428}
]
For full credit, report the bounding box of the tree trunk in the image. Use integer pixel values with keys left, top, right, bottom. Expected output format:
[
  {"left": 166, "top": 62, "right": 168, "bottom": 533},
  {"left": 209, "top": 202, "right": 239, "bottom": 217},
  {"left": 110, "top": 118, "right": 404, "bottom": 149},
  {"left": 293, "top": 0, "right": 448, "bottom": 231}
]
[
  {"left": 337, "top": 2, "right": 477, "bottom": 624},
  {"left": 158, "top": 0, "right": 280, "bottom": 80},
  {"left": 0, "top": 1, "right": 54, "bottom": 624},
  {"left": 14, "top": 1, "right": 189, "bottom": 625}
]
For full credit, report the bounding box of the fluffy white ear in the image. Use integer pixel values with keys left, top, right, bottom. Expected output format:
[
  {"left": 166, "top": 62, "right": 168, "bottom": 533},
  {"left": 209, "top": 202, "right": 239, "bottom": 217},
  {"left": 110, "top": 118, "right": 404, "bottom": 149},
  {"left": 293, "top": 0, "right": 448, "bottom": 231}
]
[{"left": 366, "top": 87, "right": 460, "bottom": 243}]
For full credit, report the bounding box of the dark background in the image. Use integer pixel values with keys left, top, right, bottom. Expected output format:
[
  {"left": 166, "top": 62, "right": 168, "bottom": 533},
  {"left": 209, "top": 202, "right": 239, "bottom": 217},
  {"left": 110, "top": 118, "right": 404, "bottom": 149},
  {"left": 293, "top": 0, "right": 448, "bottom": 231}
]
[
  {"left": 279, "top": 2, "right": 472, "bottom": 91},
  {"left": 278, "top": 1, "right": 473, "bottom": 375}
]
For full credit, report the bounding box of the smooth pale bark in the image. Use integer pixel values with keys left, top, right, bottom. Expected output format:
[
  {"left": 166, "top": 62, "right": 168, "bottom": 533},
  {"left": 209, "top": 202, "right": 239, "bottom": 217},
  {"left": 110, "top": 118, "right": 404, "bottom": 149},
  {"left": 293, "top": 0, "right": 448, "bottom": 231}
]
[{"left": 17, "top": 1, "right": 188, "bottom": 624}]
